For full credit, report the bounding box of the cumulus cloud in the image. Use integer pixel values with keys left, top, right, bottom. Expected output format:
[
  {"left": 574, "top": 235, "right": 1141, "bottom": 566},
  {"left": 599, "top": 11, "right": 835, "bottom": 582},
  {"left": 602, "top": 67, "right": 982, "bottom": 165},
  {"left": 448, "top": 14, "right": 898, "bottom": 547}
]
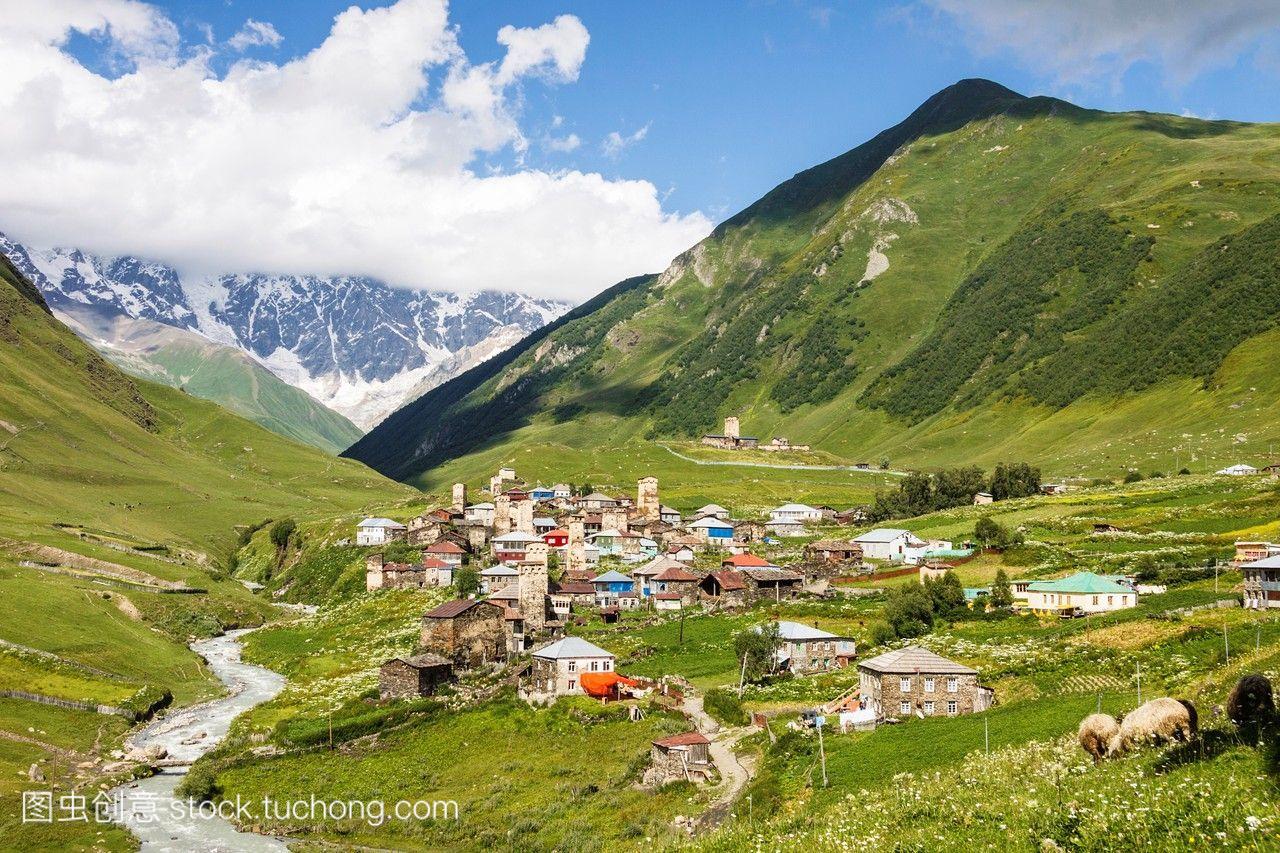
[
  {"left": 602, "top": 123, "right": 650, "bottom": 158},
  {"left": 0, "top": 0, "right": 710, "bottom": 302},
  {"left": 545, "top": 132, "right": 581, "bottom": 152},
  {"left": 922, "top": 0, "right": 1280, "bottom": 85},
  {"left": 227, "top": 19, "right": 282, "bottom": 52}
]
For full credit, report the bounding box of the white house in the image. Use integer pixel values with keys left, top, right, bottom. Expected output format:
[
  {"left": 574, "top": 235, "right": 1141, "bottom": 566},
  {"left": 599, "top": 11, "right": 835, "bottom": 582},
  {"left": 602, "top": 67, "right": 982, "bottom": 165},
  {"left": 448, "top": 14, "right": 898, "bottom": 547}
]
[
  {"left": 689, "top": 516, "right": 734, "bottom": 546},
  {"left": 853, "top": 528, "right": 923, "bottom": 562},
  {"left": 1217, "top": 464, "right": 1258, "bottom": 476},
  {"left": 530, "top": 637, "right": 616, "bottom": 696},
  {"left": 1024, "top": 572, "right": 1136, "bottom": 615},
  {"left": 356, "top": 518, "right": 407, "bottom": 546},
  {"left": 903, "top": 538, "right": 954, "bottom": 566},
  {"left": 552, "top": 483, "right": 573, "bottom": 499},
  {"left": 464, "top": 502, "right": 496, "bottom": 525},
  {"left": 659, "top": 505, "right": 682, "bottom": 525},
  {"left": 480, "top": 564, "right": 519, "bottom": 594},
  {"left": 768, "top": 503, "right": 823, "bottom": 524}
]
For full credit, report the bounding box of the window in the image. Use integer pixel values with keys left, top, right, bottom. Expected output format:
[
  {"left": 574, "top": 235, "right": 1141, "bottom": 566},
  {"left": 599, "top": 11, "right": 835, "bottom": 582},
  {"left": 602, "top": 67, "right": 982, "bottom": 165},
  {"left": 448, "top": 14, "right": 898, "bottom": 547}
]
[
  {"left": 947, "top": 700, "right": 957, "bottom": 715},
  {"left": 568, "top": 680, "right": 576, "bottom": 691},
  {"left": 900, "top": 677, "right": 911, "bottom": 691},
  {"left": 899, "top": 701, "right": 910, "bottom": 715},
  {"left": 568, "top": 661, "right": 576, "bottom": 672},
  {"left": 603, "top": 660, "right": 611, "bottom": 671},
  {"left": 947, "top": 677, "right": 958, "bottom": 693},
  {"left": 924, "top": 678, "right": 935, "bottom": 693},
  {"left": 1107, "top": 595, "right": 1113, "bottom": 605},
  {"left": 1092, "top": 595, "right": 1099, "bottom": 605},
  {"left": 924, "top": 701, "right": 934, "bottom": 715},
  {"left": 590, "top": 660, "right": 598, "bottom": 672}
]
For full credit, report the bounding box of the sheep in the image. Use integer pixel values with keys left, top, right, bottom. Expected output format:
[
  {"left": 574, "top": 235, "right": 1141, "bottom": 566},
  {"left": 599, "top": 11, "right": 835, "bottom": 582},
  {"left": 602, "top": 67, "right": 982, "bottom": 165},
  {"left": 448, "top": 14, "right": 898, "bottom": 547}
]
[
  {"left": 1077, "top": 713, "right": 1119, "bottom": 763},
  {"left": 1227, "top": 674, "right": 1275, "bottom": 729},
  {"left": 1108, "top": 697, "right": 1198, "bottom": 756}
]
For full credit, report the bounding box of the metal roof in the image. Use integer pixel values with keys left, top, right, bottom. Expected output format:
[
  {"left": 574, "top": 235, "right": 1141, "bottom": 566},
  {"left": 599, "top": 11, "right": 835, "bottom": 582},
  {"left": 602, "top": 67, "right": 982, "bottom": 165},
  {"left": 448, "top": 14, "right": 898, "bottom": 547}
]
[
  {"left": 358, "top": 517, "right": 405, "bottom": 528},
  {"left": 858, "top": 646, "right": 976, "bottom": 675},
  {"left": 1026, "top": 571, "right": 1131, "bottom": 595},
  {"left": 774, "top": 620, "right": 840, "bottom": 641},
  {"left": 853, "top": 528, "right": 913, "bottom": 543},
  {"left": 532, "top": 636, "right": 614, "bottom": 659}
]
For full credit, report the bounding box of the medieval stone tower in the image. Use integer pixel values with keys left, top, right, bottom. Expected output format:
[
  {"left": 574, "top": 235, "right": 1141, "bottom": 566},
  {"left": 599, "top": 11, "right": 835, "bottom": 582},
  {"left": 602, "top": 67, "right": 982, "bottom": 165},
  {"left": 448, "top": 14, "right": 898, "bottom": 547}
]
[
  {"left": 513, "top": 499, "right": 535, "bottom": 534},
  {"left": 493, "top": 495, "right": 513, "bottom": 535},
  {"left": 365, "top": 553, "right": 385, "bottom": 591},
  {"left": 489, "top": 474, "right": 503, "bottom": 496},
  {"left": 451, "top": 483, "right": 467, "bottom": 514},
  {"left": 637, "top": 476, "right": 659, "bottom": 522},
  {"left": 724, "top": 416, "right": 740, "bottom": 439},
  {"left": 601, "top": 506, "right": 629, "bottom": 534},
  {"left": 566, "top": 515, "right": 587, "bottom": 573},
  {"left": 518, "top": 542, "right": 549, "bottom": 633}
]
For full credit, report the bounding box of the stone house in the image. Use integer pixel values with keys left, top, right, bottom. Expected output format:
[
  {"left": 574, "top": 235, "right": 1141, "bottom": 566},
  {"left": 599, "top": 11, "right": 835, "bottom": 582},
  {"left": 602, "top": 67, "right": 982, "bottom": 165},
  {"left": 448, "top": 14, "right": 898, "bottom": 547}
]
[
  {"left": 529, "top": 636, "right": 616, "bottom": 696},
  {"left": 773, "top": 621, "right": 856, "bottom": 673},
  {"left": 378, "top": 654, "right": 454, "bottom": 699},
  {"left": 407, "top": 516, "right": 443, "bottom": 546},
  {"left": 857, "top": 646, "right": 994, "bottom": 720},
  {"left": 739, "top": 567, "right": 804, "bottom": 601},
  {"left": 804, "top": 540, "right": 864, "bottom": 565},
  {"left": 480, "top": 564, "right": 519, "bottom": 594},
  {"left": 365, "top": 554, "right": 452, "bottom": 591},
  {"left": 549, "top": 581, "right": 596, "bottom": 617},
  {"left": 654, "top": 592, "right": 684, "bottom": 611},
  {"left": 646, "top": 732, "right": 714, "bottom": 785},
  {"left": 425, "top": 539, "right": 466, "bottom": 566},
  {"left": 420, "top": 599, "right": 511, "bottom": 667},
  {"left": 700, "top": 570, "right": 749, "bottom": 608},
  {"left": 652, "top": 565, "right": 702, "bottom": 605}
]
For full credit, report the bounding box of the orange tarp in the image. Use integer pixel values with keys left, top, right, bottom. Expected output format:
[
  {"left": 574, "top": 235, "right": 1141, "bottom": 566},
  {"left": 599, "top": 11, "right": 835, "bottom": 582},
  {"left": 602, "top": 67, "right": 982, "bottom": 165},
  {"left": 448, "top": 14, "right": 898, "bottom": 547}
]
[{"left": 579, "top": 671, "right": 639, "bottom": 698}]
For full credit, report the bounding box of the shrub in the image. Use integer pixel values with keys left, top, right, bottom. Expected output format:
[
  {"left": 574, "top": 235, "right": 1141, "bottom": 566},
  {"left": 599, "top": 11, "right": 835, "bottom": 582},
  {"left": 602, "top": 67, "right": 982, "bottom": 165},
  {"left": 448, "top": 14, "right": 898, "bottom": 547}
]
[
  {"left": 704, "top": 688, "right": 749, "bottom": 727},
  {"left": 1123, "top": 471, "right": 1144, "bottom": 483},
  {"left": 269, "top": 518, "right": 296, "bottom": 549},
  {"left": 734, "top": 622, "right": 781, "bottom": 683},
  {"left": 175, "top": 763, "right": 220, "bottom": 802},
  {"left": 869, "top": 621, "right": 896, "bottom": 646}
]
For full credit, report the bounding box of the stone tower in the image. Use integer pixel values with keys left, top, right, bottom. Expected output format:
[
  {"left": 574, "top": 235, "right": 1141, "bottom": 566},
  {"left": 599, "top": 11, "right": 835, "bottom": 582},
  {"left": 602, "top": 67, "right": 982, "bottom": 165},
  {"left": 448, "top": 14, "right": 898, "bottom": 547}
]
[
  {"left": 518, "top": 542, "right": 549, "bottom": 633},
  {"left": 451, "top": 483, "right": 467, "bottom": 513},
  {"left": 724, "top": 416, "right": 740, "bottom": 440},
  {"left": 493, "top": 495, "right": 512, "bottom": 536},
  {"left": 489, "top": 474, "right": 503, "bottom": 496},
  {"left": 514, "top": 499, "right": 535, "bottom": 534},
  {"left": 637, "top": 476, "right": 659, "bottom": 522},
  {"left": 365, "top": 553, "right": 385, "bottom": 591},
  {"left": 602, "top": 506, "right": 629, "bottom": 534},
  {"left": 566, "top": 515, "right": 587, "bottom": 573}
]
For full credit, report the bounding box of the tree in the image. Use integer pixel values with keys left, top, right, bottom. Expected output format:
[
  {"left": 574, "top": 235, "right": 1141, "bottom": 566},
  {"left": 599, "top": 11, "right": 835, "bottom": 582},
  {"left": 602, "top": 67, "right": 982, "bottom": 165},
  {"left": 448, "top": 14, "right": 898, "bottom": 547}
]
[
  {"left": 269, "top": 518, "right": 296, "bottom": 549},
  {"left": 883, "top": 583, "right": 934, "bottom": 639},
  {"left": 454, "top": 565, "right": 480, "bottom": 597},
  {"left": 734, "top": 622, "right": 781, "bottom": 683},
  {"left": 924, "top": 571, "right": 966, "bottom": 617},
  {"left": 988, "top": 462, "right": 1041, "bottom": 501},
  {"left": 933, "top": 466, "right": 986, "bottom": 510},
  {"left": 990, "top": 568, "right": 1013, "bottom": 608},
  {"left": 974, "top": 516, "right": 1006, "bottom": 548}
]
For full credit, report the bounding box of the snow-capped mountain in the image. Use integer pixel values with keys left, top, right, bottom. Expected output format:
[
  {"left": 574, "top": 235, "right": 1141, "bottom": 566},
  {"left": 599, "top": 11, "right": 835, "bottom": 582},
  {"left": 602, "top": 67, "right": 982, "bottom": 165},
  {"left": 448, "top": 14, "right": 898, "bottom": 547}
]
[{"left": 0, "top": 234, "right": 568, "bottom": 430}]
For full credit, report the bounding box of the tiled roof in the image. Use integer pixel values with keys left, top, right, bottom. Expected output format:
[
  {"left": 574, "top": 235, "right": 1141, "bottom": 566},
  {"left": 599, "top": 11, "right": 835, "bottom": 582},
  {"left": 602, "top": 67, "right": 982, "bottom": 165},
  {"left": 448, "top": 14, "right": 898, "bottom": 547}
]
[
  {"left": 552, "top": 581, "right": 595, "bottom": 595},
  {"left": 724, "top": 553, "right": 774, "bottom": 568},
  {"left": 654, "top": 592, "right": 683, "bottom": 600},
  {"left": 857, "top": 646, "right": 976, "bottom": 675},
  {"left": 426, "top": 540, "right": 465, "bottom": 553},
  {"left": 741, "top": 567, "right": 802, "bottom": 582}
]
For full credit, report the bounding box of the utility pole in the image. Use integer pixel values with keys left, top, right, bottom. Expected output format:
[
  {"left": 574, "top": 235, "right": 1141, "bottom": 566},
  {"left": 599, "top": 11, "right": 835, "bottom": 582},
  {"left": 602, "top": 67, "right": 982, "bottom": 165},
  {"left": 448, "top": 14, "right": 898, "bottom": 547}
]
[
  {"left": 1224, "top": 621, "right": 1230, "bottom": 663},
  {"left": 679, "top": 609, "right": 685, "bottom": 645},
  {"left": 737, "top": 651, "right": 748, "bottom": 698},
  {"left": 817, "top": 718, "right": 828, "bottom": 788},
  {"left": 984, "top": 716, "right": 989, "bottom": 755}
]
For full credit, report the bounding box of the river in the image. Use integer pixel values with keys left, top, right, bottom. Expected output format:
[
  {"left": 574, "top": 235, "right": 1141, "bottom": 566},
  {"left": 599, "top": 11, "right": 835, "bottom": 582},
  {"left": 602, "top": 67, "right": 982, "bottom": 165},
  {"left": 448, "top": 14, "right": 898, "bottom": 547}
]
[{"left": 113, "top": 629, "right": 287, "bottom": 852}]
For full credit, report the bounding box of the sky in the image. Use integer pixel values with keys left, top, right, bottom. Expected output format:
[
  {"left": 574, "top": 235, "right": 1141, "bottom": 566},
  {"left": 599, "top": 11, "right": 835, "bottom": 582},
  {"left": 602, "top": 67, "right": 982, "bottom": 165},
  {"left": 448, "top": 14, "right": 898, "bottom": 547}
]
[{"left": 1, "top": 0, "right": 1279, "bottom": 303}]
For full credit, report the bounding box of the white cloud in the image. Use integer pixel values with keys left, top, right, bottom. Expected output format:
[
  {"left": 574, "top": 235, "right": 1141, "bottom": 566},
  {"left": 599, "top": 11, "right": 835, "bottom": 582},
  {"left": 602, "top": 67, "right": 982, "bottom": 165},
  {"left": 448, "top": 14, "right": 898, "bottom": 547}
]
[
  {"left": 602, "top": 122, "right": 650, "bottom": 158},
  {"left": 0, "top": 0, "right": 710, "bottom": 303},
  {"left": 922, "top": 0, "right": 1280, "bottom": 85},
  {"left": 545, "top": 132, "right": 581, "bottom": 152},
  {"left": 227, "top": 19, "right": 282, "bottom": 52}
]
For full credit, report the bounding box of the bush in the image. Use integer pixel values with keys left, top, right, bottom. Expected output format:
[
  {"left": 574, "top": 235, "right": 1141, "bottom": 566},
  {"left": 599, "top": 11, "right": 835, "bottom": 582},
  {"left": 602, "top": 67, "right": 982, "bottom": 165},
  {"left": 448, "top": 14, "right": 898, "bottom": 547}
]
[
  {"left": 1123, "top": 471, "right": 1144, "bottom": 483},
  {"left": 269, "top": 518, "right": 296, "bottom": 549},
  {"left": 869, "top": 621, "right": 896, "bottom": 646},
  {"left": 175, "top": 763, "right": 220, "bottom": 802},
  {"left": 1178, "top": 467, "right": 1192, "bottom": 475},
  {"left": 734, "top": 622, "right": 781, "bottom": 683},
  {"left": 703, "top": 688, "right": 749, "bottom": 727}
]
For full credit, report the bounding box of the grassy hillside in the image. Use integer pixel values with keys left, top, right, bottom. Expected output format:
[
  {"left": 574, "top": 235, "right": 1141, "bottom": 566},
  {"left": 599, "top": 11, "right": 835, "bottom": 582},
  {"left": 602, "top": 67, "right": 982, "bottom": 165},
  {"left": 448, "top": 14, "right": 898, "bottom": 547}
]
[
  {"left": 0, "top": 252, "right": 414, "bottom": 848},
  {"left": 58, "top": 304, "right": 362, "bottom": 453},
  {"left": 347, "top": 79, "right": 1280, "bottom": 486}
]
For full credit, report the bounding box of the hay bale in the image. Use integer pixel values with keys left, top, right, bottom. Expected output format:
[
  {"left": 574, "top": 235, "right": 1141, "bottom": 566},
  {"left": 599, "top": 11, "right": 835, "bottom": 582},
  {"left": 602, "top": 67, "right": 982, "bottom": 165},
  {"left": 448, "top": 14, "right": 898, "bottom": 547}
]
[
  {"left": 1109, "top": 697, "right": 1197, "bottom": 756},
  {"left": 1077, "top": 713, "right": 1119, "bottom": 763},
  {"left": 1227, "top": 674, "right": 1275, "bottom": 728}
]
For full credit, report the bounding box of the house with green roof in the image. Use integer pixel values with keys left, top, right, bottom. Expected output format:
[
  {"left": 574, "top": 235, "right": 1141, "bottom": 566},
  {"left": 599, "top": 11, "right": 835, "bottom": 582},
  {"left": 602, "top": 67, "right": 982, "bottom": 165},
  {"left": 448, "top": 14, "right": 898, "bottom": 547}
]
[{"left": 1024, "top": 571, "right": 1136, "bottom": 616}]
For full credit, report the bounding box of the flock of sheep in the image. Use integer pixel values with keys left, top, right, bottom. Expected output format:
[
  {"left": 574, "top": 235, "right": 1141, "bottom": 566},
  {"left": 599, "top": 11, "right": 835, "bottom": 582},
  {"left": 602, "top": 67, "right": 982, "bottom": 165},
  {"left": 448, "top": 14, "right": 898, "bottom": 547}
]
[{"left": 1077, "top": 673, "right": 1276, "bottom": 762}]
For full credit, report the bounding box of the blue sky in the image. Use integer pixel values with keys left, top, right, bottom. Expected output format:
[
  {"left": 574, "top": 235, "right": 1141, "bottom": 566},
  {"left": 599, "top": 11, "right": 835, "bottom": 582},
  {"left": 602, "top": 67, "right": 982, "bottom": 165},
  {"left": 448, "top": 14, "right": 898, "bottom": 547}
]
[
  {"left": 6, "top": 0, "right": 1279, "bottom": 300},
  {"left": 138, "top": 0, "right": 1280, "bottom": 222}
]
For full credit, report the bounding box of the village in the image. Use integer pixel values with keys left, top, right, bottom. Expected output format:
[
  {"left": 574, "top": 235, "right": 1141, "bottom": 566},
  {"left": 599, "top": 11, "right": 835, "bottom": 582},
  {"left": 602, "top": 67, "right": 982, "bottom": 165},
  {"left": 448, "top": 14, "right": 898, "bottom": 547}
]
[{"left": 343, "top": 420, "right": 1280, "bottom": 793}]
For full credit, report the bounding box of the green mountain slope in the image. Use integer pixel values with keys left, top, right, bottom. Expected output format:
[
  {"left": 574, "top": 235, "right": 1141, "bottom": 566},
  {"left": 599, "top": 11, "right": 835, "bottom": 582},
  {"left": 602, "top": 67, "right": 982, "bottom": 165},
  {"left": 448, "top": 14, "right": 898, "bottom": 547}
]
[
  {"left": 346, "top": 79, "right": 1280, "bottom": 485},
  {"left": 58, "top": 304, "right": 362, "bottom": 453}
]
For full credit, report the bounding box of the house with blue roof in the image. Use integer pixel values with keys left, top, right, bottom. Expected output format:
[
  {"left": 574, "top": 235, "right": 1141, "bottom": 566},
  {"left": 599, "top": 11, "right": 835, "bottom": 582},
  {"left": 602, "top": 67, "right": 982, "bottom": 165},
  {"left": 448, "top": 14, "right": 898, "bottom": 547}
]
[
  {"left": 689, "top": 516, "right": 734, "bottom": 546},
  {"left": 590, "top": 570, "right": 634, "bottom": 606}
]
